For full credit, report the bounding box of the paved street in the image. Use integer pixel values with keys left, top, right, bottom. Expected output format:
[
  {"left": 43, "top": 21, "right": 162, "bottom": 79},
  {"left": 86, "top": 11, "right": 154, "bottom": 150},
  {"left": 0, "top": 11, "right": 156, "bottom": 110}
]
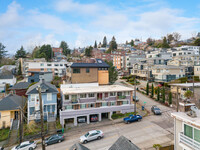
[{"left": 35, "top": 80, "right": 174, "bottom": 150}]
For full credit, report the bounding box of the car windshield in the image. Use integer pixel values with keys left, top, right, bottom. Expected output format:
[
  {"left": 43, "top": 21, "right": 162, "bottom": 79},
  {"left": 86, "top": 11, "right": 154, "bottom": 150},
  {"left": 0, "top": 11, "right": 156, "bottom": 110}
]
[
  {"left": 16, "top": 144, "right": 20, "bottom": 149},
  {"left": 85, "top": 132, "right": 89, "bottom": 137},
  {"left": 154, "top": 108, "right": 160, "bottom": 110}
]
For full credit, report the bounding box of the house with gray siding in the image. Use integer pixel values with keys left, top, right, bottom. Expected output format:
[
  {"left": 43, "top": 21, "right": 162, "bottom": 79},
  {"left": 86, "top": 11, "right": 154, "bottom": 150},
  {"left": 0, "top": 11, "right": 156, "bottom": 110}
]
[
  {"left": 60, "top": 84, "right": 134, "bottom": 127},
  {"left": 26, "top": 80, "right": 58, "bottom": 123}
]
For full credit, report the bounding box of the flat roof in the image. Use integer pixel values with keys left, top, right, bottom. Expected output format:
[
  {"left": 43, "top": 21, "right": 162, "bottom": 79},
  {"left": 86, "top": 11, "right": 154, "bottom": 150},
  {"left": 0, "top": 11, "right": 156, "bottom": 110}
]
[
  {"left": 61, "top": 85, "right": 134, "bottom": 94},
  {"left": 169, "top": 83, "right": 200, "bottom": 87},
  {"left": 171, "top": 112, "right": 200, "bottom": 128}
]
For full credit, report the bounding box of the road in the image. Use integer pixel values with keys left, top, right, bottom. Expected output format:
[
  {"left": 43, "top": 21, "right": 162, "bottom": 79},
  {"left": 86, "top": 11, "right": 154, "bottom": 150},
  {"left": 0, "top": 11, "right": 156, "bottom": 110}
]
[{"left": 35, "top": 80, "right": 174, "bottom": 150}]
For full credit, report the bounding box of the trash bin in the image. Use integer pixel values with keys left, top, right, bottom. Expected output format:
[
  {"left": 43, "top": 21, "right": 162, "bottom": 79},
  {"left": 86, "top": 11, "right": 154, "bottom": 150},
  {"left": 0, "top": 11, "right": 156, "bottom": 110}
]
[
  {"left": 62, "top": 128, "right": 64, "bottom": 134},
  {"left": 142, "top": 106, "right": 144, "bottom": 111}
]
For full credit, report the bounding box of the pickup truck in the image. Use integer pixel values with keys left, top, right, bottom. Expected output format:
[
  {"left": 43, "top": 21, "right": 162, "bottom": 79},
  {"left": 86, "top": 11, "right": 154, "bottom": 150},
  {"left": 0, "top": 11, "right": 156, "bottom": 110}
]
[{"left": 123, "top": 114, "right": 142, "bottom": 124}]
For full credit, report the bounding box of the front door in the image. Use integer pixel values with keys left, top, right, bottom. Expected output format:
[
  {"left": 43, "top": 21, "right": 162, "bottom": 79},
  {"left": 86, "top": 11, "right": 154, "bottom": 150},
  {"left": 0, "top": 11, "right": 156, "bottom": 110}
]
[{"left": 14, "top": 111, "right": 18, "bottom": 119}]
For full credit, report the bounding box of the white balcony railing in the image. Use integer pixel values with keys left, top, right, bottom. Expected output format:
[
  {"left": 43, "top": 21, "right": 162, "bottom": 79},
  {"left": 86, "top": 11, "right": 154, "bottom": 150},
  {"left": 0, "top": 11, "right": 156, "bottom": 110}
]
[{"left": 179, "top": 132, "right": 200, "bottom": 150}]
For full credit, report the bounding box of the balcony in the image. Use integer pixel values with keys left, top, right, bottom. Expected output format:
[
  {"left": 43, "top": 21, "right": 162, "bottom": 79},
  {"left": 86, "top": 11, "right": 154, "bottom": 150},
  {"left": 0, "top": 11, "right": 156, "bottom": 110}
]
[{"left": 179, "top": 132, "right": 200, "bottom": 150}]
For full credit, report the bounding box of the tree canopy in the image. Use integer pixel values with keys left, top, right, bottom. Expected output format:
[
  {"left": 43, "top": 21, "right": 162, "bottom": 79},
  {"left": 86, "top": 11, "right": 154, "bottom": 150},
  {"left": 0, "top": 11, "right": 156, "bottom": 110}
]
[
  {"left": 105, "top": 60, "right": 118, "bottom": 84},
  {"left": 102, "top": 36, "right": 107, "bottom": 47},
  {"left": 108, "top": 36, "right": 117, "bottom": 53},
  {"left": 33, "top": 44, "right": 52, "bottom": 61},
  {"left": 94, "top": 40, "right": 97, "bottom": 48},
  {"left": 194, "top": 38, "right": 200, "bottom": 46},
  {"left": 0, "top": 43, "right": 7, "bottom": 64},
  {"left": 162, "top": 37, "right": 170, "bottom": 48},
  {"left": 60, "top": 41, "right": 71, "bottom": 56},
  {"left": 85, "top": 46, "right": 93, "bottom": 57},
  {"left": 184, "top": 90, "right": 193, "bottom": 99},
  {"left": 15, "top": 46, "right": 26, "bottom": 59}
]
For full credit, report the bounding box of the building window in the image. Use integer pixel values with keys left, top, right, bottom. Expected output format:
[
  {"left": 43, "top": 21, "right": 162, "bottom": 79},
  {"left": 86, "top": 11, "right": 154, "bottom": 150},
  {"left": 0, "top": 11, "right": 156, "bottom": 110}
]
[
  {"left": 86, "top": 68, "right": 90, "bottom": 73},
  {"left": 31, "top": 94, "right": 35, "bottom": 101},
  {"left": 47, "top": 68, "right": 52, "bottom": 72},
  {"left": 81, "top": 104, "right": 86, "bottom": 109},
  {"left": 104, "top": 93, "right": 108, "bottom": 98},
  {"left": 40, "top": 63, "right": 44, "bottom": 66},
  {"left": 184, "top": 124, "right": 193, "bottom": 139},
  {"left": 71, "top": 95, "right": 78, "bottom": 103},
  {"left": 41, "top": 68, "right": 44, "bottom": 71},
  {"left": 65, "top": 95, "right": 69, "bottom": 100},
  {"left": 88, "top": 93, "right": 95, "bottom": 98},
  {"left": 29, "top": 107, "right": 35, "bottom": 115},
  {"left": 47, "top": 64, "right": 51, "bottom": 66},
  {"left": 102, "top": 102, "right": 107, "bottom": 106},
  {"left": 60, "top": 64, "right": 63, "bottom": 66},
  {"left": 55, "top": 64, "right": 59, "bottom": 66},
  {"left": 80, "top": 94, "right": 86, "bottom": 98},
  {"left": 194, "top": 128, "right": 200, "bottom": 143},
  {"left": 47, "top": 93, "right": 52, "bottom": 101},
  {"left": 110, "top": 92, "right": 116, "bottom": 96},
  {"left": 110, "top": 101, "right": 115, "bottom": 106},
  {"left": 73, "top": 68, "right": 80, "bottom": 73},
  {"left": 66, "top": 105, "right": 72, "bottom": 110}
]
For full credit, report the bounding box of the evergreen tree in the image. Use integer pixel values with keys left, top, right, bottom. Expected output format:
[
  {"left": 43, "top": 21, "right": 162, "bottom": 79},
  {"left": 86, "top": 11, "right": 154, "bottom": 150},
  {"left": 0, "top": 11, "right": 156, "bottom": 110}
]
[
  {"left": 162, "top": 37, "right": 170, "bottom": 48},
  {"left": 162, "top": 87, "right": 165, "bottom": 103},
  {"left": 18, "top": 61, "right": 22, "bottom": 75},
  {"left": 60, "top": 41, "right": 71, "bottom": 56},
  {"left": 194, "top": 38, "right": 200, "bottom": 46},
  {"left": 157, "top": 87, "right": 160, "bottom": 101},
  {"left": 105, "top": 60, "right": 118, "bottom": 84},
  {"left": 108, "top": 36, "right": 117, "bottom": 53},
  {"left": 146, "top": 82, "right": 149, "bottom": 95},
  {"left": 15, "top": 46, "right": 26, "bottom": 59},
  {"left": 151, "top": 83, "right": 154, "bottom": 98},
  {"left": 102, "top": 36, "right": 107, "bottom": 47},
  {"left": 0, "top": 43, "right": 7, "bottom": 64},
  {"left": 38, "top": 44, "right": 52, "bottom": 61},
  {"left": 130, "top": 40, "right": 134, "bottom": 47},
  {"left": 94, "top": 41, "right": 97, "bottom": 48},
  {"left": 85, "top": 46, "right": 93, "bottom": 57},
  {"left": 168, "top": 92, "right": 172, "bottom": 105}
]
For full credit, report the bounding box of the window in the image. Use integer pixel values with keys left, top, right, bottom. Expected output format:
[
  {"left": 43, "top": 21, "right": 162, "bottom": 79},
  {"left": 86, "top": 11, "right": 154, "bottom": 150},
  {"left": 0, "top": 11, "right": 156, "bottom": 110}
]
[
  {"left": 47, "top": 93, "right": 52, "bottom": 101},
  {"left": 123, "top": 101, "right": 128, "bottom": 105},
  {"left": 81, "top": 104, "right": 86, "bottom": 109},
  {"left": 66, "top": 105, "right": 72, "bottom": 110},
  {"left": 104, "top": 93, "right": 108, "bottom": 98},
  {"left": 73, "top": 68, "right": 80, "bottom": 73},
  {"left": 110, "top": 101, "right": 115, "bottom": 106},
  {"left": 88, "top": 93, "right": 95, "bottom": 98},
  {"left": 65, "top": 95, "right": 69, "bottom": 100},
  {"left": 125, "top": 91, "right": 130, "bottom": 96},
  {"left": 40, "top": 63, "right": 44, "bottom": 66},
  {"left": 86, "top": 68, "right": 90, "bottom": 73},
  {"left": 102, "top": 102, "right": 107, "bottom": 106},
  {"left": 194, "top": 128, "right": 200, "bottom": 143},
  {"left": 55, "top": 64, "right": 59, "bottom": 66},
  {"left": 71, "top": 95, "right": 78, "bottom": 103},
  {"left": 60, "top": 64, "right": 63, "bottom": 66},
  {"left": 29, "top": 107, "right": 35, "bottom": 115},
  {"left": 110, "top": 92, "right": 116, "bottom": 96},
  {"left": 31, "top": 95, "right": 35, "bottom": 101},
  {"left": 80, "top": 94, "right": 86, "bottom": 98},
  {"left": 41, "top": 68, "right": 44, "bottom": 71},
  {"left": 47, "top": 64, "right": 51, "bottom": 66},
  {"left": 47, "top": 68, "right": 52, "bottom": 72},
  {"left": 184, "top": 124, "right": 193, "bottom": 138}
]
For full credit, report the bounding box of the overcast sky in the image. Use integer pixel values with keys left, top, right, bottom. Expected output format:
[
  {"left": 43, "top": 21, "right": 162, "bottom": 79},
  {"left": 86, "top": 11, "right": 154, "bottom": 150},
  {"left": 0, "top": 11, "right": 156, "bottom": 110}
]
[{"left": 1, "top": 0, "right": 200, "bottom": 54}]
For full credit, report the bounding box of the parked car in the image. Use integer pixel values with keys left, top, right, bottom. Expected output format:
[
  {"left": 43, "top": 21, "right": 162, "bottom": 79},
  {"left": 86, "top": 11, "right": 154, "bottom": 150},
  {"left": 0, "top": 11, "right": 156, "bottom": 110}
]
[
  {"left": 80, "top": 130, "right": 104, "bottom": 144},
  {"left": 78, "top": 117, "right": 86, "bottom": 123},
  {"left": 45, "top": 134, "right": 65, "bottom": 146},
  {"left": 0, "top": 147, "right": 4, "bottom": 150},
  {"left": 12, "top": 141, "right": 37, "bottom": 150},
  {"left": 133, "top": 95, "right": 139, "bottom": 102},
  {"left": 151, "top": 105, "right": 162, "bottom": 115},
  {"left": 90, "top": 115, "right": 98, "bottom": 122},
  {"left": 123, "top": 114, "right": 142, "bottom": 124}
]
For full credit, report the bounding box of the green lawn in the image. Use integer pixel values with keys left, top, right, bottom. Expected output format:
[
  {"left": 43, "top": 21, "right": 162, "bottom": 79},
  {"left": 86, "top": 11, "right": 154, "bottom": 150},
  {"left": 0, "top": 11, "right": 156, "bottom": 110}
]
[
  {"left": 111, "top": 112, "right": 138, "bottom": 119},
  {"left": 0, "top": 128, "right": 10, "bottom": 142},
  {"left": 24, "top": 122, "right": 47, "bottom": 136}
]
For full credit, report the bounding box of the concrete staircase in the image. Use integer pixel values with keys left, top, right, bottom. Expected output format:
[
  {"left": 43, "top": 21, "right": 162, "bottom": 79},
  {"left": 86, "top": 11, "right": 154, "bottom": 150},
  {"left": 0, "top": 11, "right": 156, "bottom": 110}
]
[
  {"left": 48, "top": 121, "right": 56, "bottom": 135},
  {"left": 6, "top": 120, "right": 19, "bottom": 146}
]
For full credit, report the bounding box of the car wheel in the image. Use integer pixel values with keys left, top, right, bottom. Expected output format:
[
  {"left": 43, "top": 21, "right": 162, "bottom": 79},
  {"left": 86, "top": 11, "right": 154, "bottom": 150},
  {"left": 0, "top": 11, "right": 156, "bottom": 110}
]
[
  {"left": 127, "top": 121, "right": 130, "bottom": 124},
  {"left": 97, "top": 136, "right": 101, "bottom": 140},
  {"left": 58, "top": 140, "right": 61, "bottom": 143},
  {"left": 29, "top": 147, "right": 34, "bottom": 150},
  {"left": 83, "top": 140, "right": 87, "bottom": 144},
  {"left": 138, "top": 119, "right": 141, "bottom": 122}
]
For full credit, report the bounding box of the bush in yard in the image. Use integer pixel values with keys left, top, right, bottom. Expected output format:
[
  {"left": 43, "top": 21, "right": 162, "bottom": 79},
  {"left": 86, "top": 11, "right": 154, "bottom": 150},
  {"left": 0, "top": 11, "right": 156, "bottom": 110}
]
[
  {"left": 168, "top": 92, "right": 172, "bottom": 105},
  {"left": 146, "top": 82, "right": 149, "bottom": 95},
  {"left": 151, "top": 83, "right": 154, "bottom": 98},
  {"left": 156, "top": 87, "right": 160, "bottom": 101}
]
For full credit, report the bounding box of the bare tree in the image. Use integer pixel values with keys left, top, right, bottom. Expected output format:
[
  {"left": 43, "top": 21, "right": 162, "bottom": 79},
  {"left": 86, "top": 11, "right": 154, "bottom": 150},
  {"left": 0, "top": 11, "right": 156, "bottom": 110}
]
[
  {"left": 167, "top": 34, "right": 174, "bottom": 44},
  {"left": 173, "top": 32, "right": 181, "bottom": 42}
]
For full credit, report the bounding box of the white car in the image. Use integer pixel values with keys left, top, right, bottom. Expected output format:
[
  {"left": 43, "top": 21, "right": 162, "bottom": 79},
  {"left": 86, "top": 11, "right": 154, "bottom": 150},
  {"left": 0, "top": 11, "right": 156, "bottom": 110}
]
[
  {"left": 80, "top": 130, "right": 104, "bottom": 144},
  {"left": 12, "top": 141, "right": 37, "bottom": 150}
]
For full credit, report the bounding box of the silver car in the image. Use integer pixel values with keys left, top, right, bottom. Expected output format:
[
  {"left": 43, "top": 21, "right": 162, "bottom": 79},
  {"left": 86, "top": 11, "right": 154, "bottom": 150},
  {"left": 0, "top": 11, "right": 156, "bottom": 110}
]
[
  {"left": 12, "top": 141, "right": 37, "bottom": 150},
  {"left": 80, "top": 130, "right": 104, "bottom": 144}
]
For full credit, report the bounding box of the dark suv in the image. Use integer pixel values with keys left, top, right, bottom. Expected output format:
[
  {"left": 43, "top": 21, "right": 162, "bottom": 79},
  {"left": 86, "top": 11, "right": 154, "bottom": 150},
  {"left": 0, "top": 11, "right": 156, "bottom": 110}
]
[{"left": 151, "top": 105, "right": 162, "bottom": 115}]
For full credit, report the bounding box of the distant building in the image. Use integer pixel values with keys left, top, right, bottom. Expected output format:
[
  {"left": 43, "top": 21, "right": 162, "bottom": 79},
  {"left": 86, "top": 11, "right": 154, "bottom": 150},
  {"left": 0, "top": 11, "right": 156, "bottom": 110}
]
[
  {"left": 0, "top": 74, "right": 16, "bottom": 86},
  {"left": 10, "top": 82, "right": 31, "bottom": 97},
  {"left": 52, "top": 47, "right": 63, "bottom": 57},
  {"left": 27, "top": 71, "right": 53, "bottom": 83}
]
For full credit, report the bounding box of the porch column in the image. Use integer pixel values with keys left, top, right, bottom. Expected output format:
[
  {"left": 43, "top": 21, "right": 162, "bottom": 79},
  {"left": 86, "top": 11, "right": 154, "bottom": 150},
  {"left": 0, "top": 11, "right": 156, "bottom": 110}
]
[
  {"left": 98, "top": 113, "right": 102, "bottom": 121},
  {"left": 109, "top": 112, "right": 113, "bottom": 120},
  {"left": 87, "top": 115, "right": 90, "bottom": 124},
  {"left": 74, "top": 117, "right": 77, "bottom": 126}
]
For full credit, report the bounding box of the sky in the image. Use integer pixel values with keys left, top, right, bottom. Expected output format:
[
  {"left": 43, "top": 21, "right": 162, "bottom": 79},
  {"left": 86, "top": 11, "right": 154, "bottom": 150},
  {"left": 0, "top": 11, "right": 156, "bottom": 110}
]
[{"left": 1, "top": 0, "right": 200, "bottom": 55}]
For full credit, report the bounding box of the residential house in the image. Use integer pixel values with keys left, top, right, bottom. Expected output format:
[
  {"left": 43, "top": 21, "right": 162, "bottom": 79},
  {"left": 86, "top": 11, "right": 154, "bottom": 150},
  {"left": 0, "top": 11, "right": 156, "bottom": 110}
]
[
  {"left": 152, "top": 65, "right": 185, "bottom": 82},
  {"left": 59, "top": 84, "right": 134, "bottom": 127},
  {"left": 26, "top": 80, "right": 58, "bottom": 123},
  {"left": 10, "top": 82, "right": 31, "bottom": 97},
  {"left": 171, "top": 111, "right": 200, "bottom": 150},
  {"left": 52, "top": 47, "right": 63, "bottom": 57},
  {"left": 0, "top": 74, "right": 16, "bottom": 86},
  {"left": 0, "top": 94, "right": 26, "bottom": 128},
  {"left": 27, "top": 71, "right": 53, "bottom": 83},
  {"left": 178, "top": 45, "right": 200, "bottom": 55},
  {"left": 68, "top": 59, "right": 109, "bottom": 85}
]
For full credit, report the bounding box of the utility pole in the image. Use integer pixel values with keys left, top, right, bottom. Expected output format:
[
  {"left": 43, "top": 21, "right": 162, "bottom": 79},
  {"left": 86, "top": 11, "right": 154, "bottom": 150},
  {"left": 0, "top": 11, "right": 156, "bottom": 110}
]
[
  {"left": 134, "top": 77, "right": 137, "bottom": 115},
  {"left": 176, "top": 87, "right": 179, "bottom": 112},
  {"left": 19, "top": 96, "right": 24, "bottom": 143},
  {"left": 38, "top": 86, "right": 46, "bottom": 150}
]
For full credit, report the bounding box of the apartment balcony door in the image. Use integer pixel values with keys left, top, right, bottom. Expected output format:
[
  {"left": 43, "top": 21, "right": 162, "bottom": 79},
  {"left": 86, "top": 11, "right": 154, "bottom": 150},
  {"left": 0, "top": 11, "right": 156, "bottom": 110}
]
[{"left": 97, "top": 93, "right": 102, "bottom": 100}]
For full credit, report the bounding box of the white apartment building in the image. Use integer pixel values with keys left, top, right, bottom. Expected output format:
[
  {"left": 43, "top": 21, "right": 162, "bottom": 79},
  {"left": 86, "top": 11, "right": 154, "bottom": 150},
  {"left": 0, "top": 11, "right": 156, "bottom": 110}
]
[
  {"left": 25, "top": 61, "right": 70, "bottom": 77},
  {"left": 179, "top": 46, "right": 200, "bottom": 55},
  {"left": 171, "top": 111, "right": 200, "bottom": 150}
]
